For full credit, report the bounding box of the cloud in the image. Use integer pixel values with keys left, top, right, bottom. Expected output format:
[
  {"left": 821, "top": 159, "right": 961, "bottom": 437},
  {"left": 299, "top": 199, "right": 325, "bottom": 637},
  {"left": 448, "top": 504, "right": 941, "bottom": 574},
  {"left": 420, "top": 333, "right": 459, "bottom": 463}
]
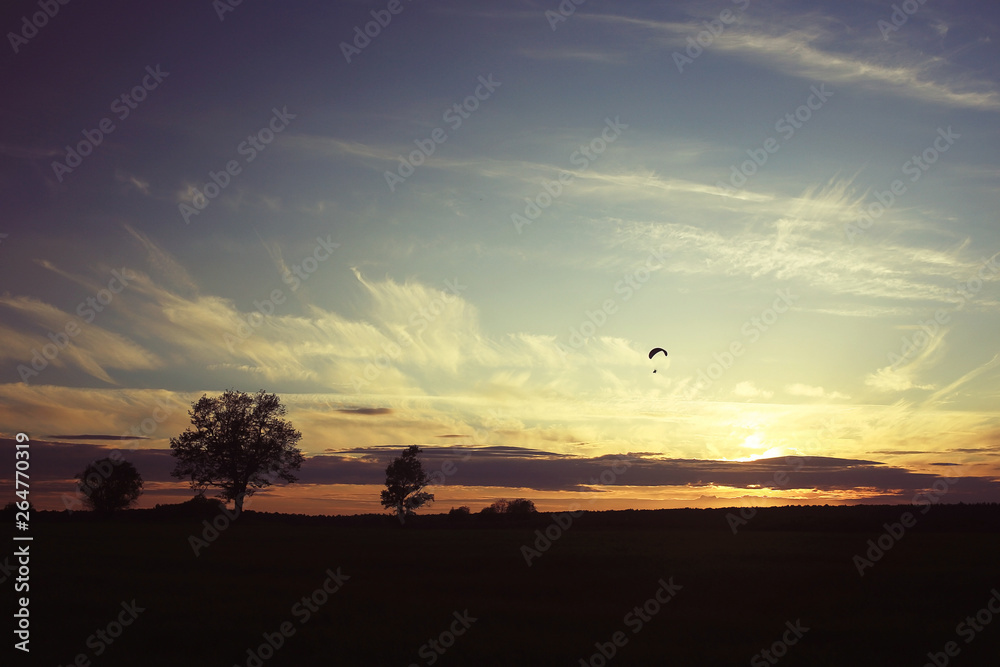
[
  {"left": 587, "top": 10, "right": 1000, "bottom": 111},
  {"left": 733, "top": 381, "right": 773, "bottom": 400},
  {"left": 715, "top": 29, "right": 1000, "bottom": 111},
  {"left": 338, "top": 407, "right": 392, "bottom": 415},
  {"left": 922, "top": 352, "right": 1000, "bottom": 407},
  {"left": 0, "top": 438, "right": 175, "bottom": 486},
  {"left": 785, "top": 383, "right": 849, "bottom": 399},
  {"left": 115, "top": 170, "right": 150, "bottom": 195},
  {"left": 123, "top": 224, "right": 200, "bottom": 296},
  {"left": 611, "top": 174, "right": 988, "bottom": 311},
  {"left": 0, "top": 294, "right": 163, "bottom": 384},
  {"left": 292, "top": 448, "right": 1000, "bottom": 500},
  {"left": 0, "top": 387, "right": 191, "bottom": 449},
  {"left": 864, "top": 328, "right": 948, "bottom": 393},
  {"left": 15, "top": 437, "right": 993, "bottom": 501},
  {"left": 48, "top": 434, "right": 151, "bottom": 441}
]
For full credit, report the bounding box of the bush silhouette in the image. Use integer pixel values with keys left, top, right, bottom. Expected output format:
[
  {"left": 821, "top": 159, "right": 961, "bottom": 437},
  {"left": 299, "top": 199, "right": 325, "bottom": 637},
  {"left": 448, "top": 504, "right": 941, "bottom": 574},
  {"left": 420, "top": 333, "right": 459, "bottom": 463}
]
[
  {"left": 75, "top": 458, "right": 143, "bottom": 513},
  {"left": 481, "top": 498, "right": 537, "bottom": 521}
]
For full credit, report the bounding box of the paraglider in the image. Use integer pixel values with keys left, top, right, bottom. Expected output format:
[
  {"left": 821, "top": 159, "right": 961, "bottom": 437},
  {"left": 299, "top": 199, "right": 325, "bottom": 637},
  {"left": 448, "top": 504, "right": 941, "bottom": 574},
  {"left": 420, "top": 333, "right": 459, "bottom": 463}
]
[{"left": 648, "top": 347, "right": 668, "bottom": 373}]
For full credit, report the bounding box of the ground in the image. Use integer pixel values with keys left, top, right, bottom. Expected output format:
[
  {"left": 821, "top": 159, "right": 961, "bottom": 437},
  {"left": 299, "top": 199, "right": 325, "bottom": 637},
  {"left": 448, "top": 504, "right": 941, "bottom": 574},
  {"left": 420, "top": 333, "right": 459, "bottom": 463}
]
[{"left": 14, "top": 504, "right": 1000, "bottom": 666}]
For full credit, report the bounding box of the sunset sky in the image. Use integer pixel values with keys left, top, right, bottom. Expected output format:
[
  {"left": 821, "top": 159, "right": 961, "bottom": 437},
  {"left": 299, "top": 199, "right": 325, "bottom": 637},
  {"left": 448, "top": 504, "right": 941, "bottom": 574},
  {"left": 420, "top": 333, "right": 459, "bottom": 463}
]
[{"left": 2, "top": 0, "right": 999, "bottom": 515}]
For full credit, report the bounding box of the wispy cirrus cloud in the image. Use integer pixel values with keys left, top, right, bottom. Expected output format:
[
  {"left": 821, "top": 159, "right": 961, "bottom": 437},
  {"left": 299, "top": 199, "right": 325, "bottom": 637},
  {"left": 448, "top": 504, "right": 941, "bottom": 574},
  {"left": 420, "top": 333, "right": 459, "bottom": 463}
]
[
  {"left": 713, "top": 29, "right": 1000, "bottom": 111},
  {"left": 0, "top": 295, "right": 162, "bottom": 384},
  {"left": 582, "top": 8, "right": 1000, "bottom": 111}
]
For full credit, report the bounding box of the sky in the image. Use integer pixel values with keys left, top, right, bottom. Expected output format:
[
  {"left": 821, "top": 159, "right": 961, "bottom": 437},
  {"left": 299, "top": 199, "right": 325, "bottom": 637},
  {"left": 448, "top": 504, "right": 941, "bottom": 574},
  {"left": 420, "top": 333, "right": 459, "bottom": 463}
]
[{"left": 1, "top": 0, "right": 999, "bottom": 515}]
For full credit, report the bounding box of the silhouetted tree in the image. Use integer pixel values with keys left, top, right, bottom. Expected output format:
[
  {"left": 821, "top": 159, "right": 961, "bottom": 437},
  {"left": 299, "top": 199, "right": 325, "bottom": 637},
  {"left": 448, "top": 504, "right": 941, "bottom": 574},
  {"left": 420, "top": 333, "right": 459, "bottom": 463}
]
[
  {"left": 506, "top": 498, "right": 537, "bottom": 514},
  {"left": 75, "top": 458, "right": 143, "bottom": 512},
  {"left": 381, "top": 445, "right": 434, "bottom": 522},
  {"left": 486, "top": 498, "right": 537, "bottom": 515},
  {"left": 488, "top": 498, "right": 511, "bottom": 514},
  {"left": 170, "top": 389, "right": 303, "bottom": 514},
  {"left": 449, "top": 506, "right": 471, "bottom": 517}
]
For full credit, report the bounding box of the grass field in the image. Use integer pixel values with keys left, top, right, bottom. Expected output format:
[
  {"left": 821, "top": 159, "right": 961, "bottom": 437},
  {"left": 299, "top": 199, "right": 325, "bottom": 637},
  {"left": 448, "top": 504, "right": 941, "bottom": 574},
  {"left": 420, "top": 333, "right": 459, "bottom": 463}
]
[{"left": 13, "top": 504, "right": 1000, "bottom": 666}]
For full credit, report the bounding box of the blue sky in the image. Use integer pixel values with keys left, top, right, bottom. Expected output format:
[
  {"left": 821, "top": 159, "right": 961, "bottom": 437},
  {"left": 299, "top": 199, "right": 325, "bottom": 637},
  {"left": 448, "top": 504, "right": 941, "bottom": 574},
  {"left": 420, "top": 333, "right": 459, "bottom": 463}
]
[{"left": 2, "top": 0, "right": 999, "bottom": 513}]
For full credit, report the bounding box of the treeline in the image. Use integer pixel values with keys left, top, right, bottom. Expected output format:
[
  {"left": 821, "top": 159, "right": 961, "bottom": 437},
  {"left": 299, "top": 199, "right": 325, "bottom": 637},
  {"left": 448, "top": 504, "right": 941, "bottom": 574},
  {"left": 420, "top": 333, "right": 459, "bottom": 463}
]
[{"left": 17, "top": 502, "right": 1000, "bottom": 533}]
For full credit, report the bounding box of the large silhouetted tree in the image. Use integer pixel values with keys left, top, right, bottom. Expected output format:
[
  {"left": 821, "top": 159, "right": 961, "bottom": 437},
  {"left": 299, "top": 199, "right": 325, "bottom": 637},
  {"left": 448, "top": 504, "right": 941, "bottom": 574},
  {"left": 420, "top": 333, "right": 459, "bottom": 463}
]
[
  {"left": 381, "top": 445, "right": 434, "bottom": 522},
  {"left": 75, "top": 458, "right": 143, "bottom": 512},
  {"left": 170, "top": 389, "right": 303, "bottom": 514}
]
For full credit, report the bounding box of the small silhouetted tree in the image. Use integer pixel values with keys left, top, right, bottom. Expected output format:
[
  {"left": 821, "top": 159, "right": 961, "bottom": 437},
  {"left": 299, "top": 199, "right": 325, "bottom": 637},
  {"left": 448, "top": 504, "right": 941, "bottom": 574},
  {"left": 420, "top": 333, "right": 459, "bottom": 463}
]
[
  {"left": 480, "top": 498, "right": 537, "bottom": 519},
  {"left": 486, "top": 498, "right": 537, "bottom": 516},
  {"left": 170, "top": 389, "right": 303, "bottom": 514},
  {"left": 75, "top": 458, "right": 143, "bottom": 512},
  {"left": 488, "top": 498, "right": 512, "bottom": 514},
  {"left": 381, "top": 445, "right": 434, "bottom": 522},
  {"left": 506, "top": 498, "right": 537, "bottom": 514}
]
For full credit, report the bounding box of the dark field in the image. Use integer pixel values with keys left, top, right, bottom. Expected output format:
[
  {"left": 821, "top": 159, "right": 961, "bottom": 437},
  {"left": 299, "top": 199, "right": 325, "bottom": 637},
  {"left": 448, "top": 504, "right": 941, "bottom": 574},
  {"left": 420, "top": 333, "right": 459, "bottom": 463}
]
[{"left": 13, "top": 504, "right": 1000, "bottom": 666}]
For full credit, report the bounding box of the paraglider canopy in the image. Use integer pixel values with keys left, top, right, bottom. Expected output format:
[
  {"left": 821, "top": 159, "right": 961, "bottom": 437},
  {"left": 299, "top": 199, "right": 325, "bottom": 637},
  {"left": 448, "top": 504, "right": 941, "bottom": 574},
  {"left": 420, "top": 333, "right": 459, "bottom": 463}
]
[{"left": 649, "top": 347, "right": 668, "bottom": 373}]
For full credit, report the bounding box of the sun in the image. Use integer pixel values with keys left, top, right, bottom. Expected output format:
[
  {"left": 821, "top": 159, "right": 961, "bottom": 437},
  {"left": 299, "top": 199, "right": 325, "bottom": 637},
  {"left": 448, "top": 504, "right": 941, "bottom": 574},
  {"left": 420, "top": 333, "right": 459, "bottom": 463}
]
[{"left": 731, "top": 434, "right": 787, "bottom": 462}]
